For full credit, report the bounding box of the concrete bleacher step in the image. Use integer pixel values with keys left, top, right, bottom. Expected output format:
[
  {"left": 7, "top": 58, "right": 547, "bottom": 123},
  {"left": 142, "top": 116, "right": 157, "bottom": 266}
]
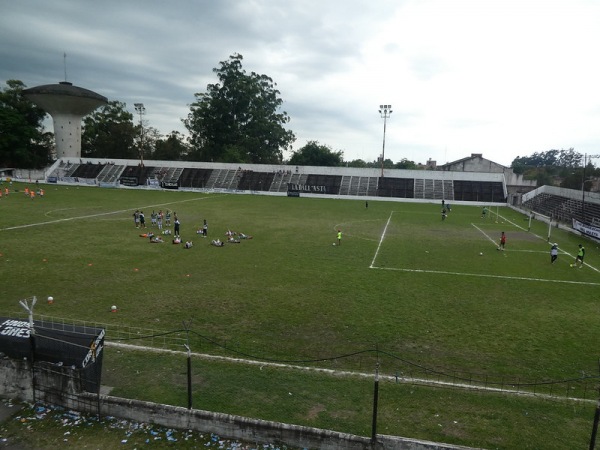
[
  {"left": 367, "top": 177, "right": 378, "bottom": 196},
  {"left": 167, "top": 167, "right": 184, "bottom": 184},
  {"left": 340, "top": 176, "right": 351, "bottom": 195},
  {"left": 97, "top": 165, "right": 112, "bottom": 182},
  {"left": 349, "top": 177, "right": 360, "bottom": 196},
  {"left": 224, "top": 170, "right": 239, "bottom": 189},
  {"left": 357, "top": 177, "right": 368, "bottom": 195},
  {"left": 65, "top": 164, "right": 80, "bottom": 177},
  {"left": 206, "top": 169, "right": 222, "bottom": 189},
  {"left": 414, "top": 179, "right": 425, "bottom": 198}
]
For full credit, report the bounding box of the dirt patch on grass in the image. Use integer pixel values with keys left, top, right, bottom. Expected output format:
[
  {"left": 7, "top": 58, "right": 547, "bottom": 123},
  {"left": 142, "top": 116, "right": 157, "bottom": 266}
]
[
  {"left": 509, "top": 231, "right": 541, "bottom": 243},
  {"left": 306, "top": 404, "right": 325, "bottom": 420}
]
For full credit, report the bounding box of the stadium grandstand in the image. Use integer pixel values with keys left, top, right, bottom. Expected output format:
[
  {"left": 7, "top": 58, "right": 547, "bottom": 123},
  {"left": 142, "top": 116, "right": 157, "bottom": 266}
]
[
  {"left": 43, "top": 157, "right": 510, "bottom": 204},
  {"left": 10, "top": 152, "right": 600, "bottom": 231}
]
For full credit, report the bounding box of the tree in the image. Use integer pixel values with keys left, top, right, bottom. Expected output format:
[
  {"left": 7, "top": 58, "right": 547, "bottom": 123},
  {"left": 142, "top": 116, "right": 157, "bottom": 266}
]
[
  {"left": 139, "top": 126, "right": 161, "bottom": 160},
  {"left": 395, "top": 158, "right": 418, "bottom": 170},
  {"left": 560, "top": 171, "right": 584, "bottom": 190},
  {"left": 0, "top": 79, "right": 53, "bottom": 168},
  {"left": 346, "top": 159, "right": 368, "bottom": 168},
  {"left": 511, "top": 148, "right": 582, "bottom": 171},
  {"left": 289, "top": 141, "right": 343, "bottom": 166},
  {"left": 81, "top": 101, "right": 137, "bottom": 159},
  {"left": 556, "top": 148, "right": 581, "bottom": 168},
  {"left": 184, "top": 53, "right": 295, "bottom": 164},
  {"left": 381, "top": 158, "right": 395, "bottom": 170},
  {"left": 511, "top": 148, "right": 584, "bottom": 187},
  {"left": 154, "top": 131, "right": 188, "bottom": 161}
]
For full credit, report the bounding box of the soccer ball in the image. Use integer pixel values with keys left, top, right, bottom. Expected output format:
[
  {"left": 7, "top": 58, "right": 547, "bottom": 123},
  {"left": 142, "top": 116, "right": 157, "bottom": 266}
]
[
  {"left": 479, "top": 252, "right": 483, "bottom": 256},
  {"left": 332, "top": 243, "right": 336, "bottom": 246},
  {"left": 570, "top": 264, "right": 573, "bottom": 268}
]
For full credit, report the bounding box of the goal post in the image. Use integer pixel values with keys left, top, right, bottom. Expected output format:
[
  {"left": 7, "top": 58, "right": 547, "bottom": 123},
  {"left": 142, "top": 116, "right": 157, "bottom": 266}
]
[{"left": 528, "top": 211, "right": 553, "bottom": 241}]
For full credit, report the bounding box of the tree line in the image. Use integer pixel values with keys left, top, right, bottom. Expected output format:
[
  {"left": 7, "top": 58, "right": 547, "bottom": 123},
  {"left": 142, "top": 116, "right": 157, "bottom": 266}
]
[
  {"left": 0, "top": 54, "right": 421, "bottom": 170},
  {"left": 1, "top": 53, "right": 598, "bottom": 184},
  {"left": 511, "top": 149, "right": 600, "bottom": 191}
]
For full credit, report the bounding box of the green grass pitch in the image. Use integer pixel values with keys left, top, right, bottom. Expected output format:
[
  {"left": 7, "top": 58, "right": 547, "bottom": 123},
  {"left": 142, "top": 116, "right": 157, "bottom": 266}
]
[{"left": 1, "top": 181, "right": 599, "bottom": 449}]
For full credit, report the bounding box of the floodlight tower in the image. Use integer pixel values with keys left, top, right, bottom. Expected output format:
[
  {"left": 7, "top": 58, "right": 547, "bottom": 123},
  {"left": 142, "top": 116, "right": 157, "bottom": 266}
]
[
  {"left": 23, "top": 82, "right": 108, "bottom": 159},
  {"left": 134, "top": 103, "right": 146, "bottom": 167},
  {"left": 378, "top": 105, "right": 392, "bottom": 178}
]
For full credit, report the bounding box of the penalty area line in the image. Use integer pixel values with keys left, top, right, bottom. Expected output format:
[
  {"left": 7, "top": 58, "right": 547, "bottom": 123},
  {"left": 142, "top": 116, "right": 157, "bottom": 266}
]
[
  {"left": 371, "top": 266, "right": 600, "bottom": 286},
  {"left": 471, "top": 223, "right": 497, "bottom": 246},
  {"left": 370, "top": 211, "right": 394, "bottom": 268}
]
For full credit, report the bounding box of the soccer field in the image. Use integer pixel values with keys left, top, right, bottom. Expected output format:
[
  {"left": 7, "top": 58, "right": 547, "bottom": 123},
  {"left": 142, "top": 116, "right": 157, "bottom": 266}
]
[
  {"left": 2, "top": 183, "right": 598, "bottom": 376},
  {"left": 372, "top": 205, "right": 598, "bottom": 280},
  {"left": 1, "top": 182, "right": 599, "bottom": 448}
]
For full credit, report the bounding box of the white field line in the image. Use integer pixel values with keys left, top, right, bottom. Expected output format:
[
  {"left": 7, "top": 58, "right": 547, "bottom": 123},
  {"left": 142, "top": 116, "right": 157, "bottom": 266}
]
[
  {"left": 471, "top": 223, "right": 498, "bottom": 246},
  {"left": 370, "top": 212, "right": 599, "bottom": 282},
  {"left": 370, "top": 211, "right": 394, "bottom": 268},
  {"left": 0, "top": 195, "right": 218, "bottom": 232},
  {"left": 107, "top": 341, "right": 594, "bottom": 404},
  {"left": 493, "top": 211, "right": 600, "bottom": 274},
  {"left": 492, "top": 210, "right": 528, "bottom": 232},
  {"left": 373, "top": 266, "right": 600, "bottom": 286},
  {"left": 471, "top": 223, "right": 565, "bottom": 254}
]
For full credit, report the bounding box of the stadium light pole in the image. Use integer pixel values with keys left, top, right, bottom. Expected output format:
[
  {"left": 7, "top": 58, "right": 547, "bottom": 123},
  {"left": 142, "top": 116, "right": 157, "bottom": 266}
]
[
  {"left": 134, "top": 103, "right": 146, "bottom": 167},
  {"left": 379, "top": 105, "right": 392, "bottom": 178}
]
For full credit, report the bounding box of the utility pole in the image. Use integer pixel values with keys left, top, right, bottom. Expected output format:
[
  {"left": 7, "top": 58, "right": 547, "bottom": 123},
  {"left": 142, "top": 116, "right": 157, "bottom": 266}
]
[
  {"left": 134, "top": 103, "right": 146, "bottom": 168},
  {"left": 378, "top": 105, "right": 392, "bottom": 178}
]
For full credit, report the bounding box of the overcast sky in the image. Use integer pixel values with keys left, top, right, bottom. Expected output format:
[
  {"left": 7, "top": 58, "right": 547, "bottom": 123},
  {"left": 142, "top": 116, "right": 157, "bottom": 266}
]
[{"left": 2, "top": 0, "right": 600, "bottom": 167}]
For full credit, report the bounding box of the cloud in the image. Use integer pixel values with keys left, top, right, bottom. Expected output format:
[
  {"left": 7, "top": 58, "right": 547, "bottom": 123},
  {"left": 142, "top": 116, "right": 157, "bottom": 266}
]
[{"left": 2, "top": 0, "right": 600, "bottom": 167}]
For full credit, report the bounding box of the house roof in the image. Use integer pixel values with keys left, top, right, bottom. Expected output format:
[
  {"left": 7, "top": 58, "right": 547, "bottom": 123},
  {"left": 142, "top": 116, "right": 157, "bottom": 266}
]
[{"left": 440, "top": 154, "right": 508, "bottom": 169}]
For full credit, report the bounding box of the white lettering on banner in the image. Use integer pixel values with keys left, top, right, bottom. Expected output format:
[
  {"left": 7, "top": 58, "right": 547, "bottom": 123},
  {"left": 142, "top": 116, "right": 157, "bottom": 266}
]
[
  {"left": 1, "top": 319, "right": 29, "bottom": 327},
  {"left": 82, "top": 329, "right": 105, "bottom": 368},
  {"left": 287, "top": 184, "right": 327, "bottom": 193},
  {"left": 0, "top": 326, "right": 30, "bottom": 338},
  {"left": 572, "top": 219, "right": 600, "bottom": 239},
  {"left": 0, "top": 319, "right": 30, "bottom": 338}
]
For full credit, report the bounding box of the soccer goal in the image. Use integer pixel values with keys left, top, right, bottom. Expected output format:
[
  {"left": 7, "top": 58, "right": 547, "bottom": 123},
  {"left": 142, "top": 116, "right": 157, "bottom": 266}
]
[{"left": 528, "top": 211, "right": 553, "bottom": 242}]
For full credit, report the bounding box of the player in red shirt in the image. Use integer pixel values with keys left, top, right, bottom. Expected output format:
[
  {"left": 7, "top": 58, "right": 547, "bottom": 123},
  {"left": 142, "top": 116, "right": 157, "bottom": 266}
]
[{"left": 497, "top": 232, "right": 506, "bottom": 251}]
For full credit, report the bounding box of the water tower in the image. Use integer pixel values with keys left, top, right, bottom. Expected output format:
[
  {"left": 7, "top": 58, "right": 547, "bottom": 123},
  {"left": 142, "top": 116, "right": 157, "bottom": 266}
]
[{"left": 23, "top": 81, "right": 108, "bottom": 159}]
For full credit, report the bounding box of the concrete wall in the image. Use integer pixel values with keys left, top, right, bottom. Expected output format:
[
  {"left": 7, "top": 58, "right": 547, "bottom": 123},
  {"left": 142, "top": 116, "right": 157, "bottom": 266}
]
[
  {"left": 0, "top": 360, "right": 474, "bottom": 450},
  {"left": 10, "top": 168, "right": 48, "bottom": 182},
  {"left": 74, "top": 394, "right": 475, "bottom": 450},
  {"left": 504, "top": 171, "right": 536, "bottom": 190},
  {"left": 0, "top": 358, "right": 32, "bottom": 400},
  {"left": 58, "top": 157, "right": 506, "bottom": 184},
  {"left": 53, "top": 113, "right": 83, "bottom": 159},
  {"left": 441, "top": 155, "right": 505, "bottom": 173},
  {"left": 439, "top": 155, "right": 537, "bottom": 202},
  {"left": 523, "top": 185, "right": 600, "bottom": 205}
]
